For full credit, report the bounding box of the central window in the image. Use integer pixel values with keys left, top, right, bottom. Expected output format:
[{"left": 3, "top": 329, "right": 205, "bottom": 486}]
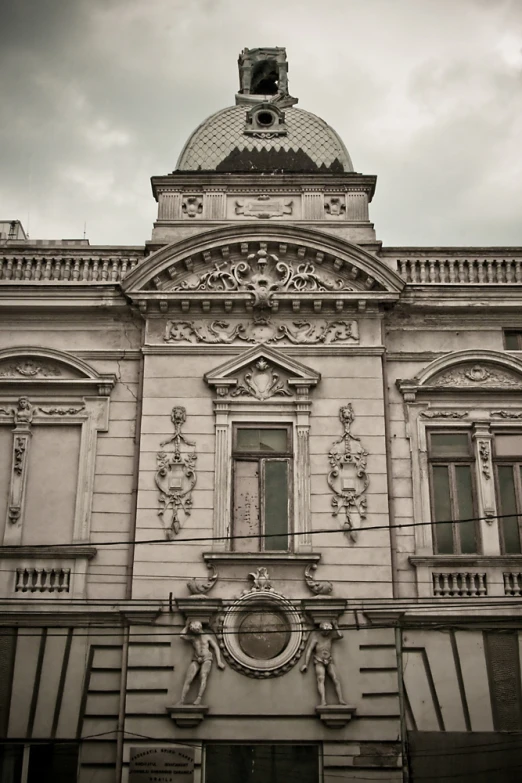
[{"left": 232, "top": 425, "right": 292, "bottom": 552}]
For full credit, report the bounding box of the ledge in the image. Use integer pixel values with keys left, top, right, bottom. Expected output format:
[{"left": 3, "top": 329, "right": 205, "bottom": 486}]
[
  {"left": 316, "top": 704, "right": 357, "bottom": 729},
  {"left": 166, "top": 705, "right": 208, "bottom": 728},
  {"left": 410, "top": 555, "right": 522, "bottom": 569},
  {"left": 0, "top": 545, "right": 98, "bottom": 560},
  {"left": 203, "top": 552, "right": 321, "bottom": 565}
]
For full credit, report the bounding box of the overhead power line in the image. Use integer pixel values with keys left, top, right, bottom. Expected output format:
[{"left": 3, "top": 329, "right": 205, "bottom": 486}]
[{"left": 2, "top": 510, "right": 521, "bottom": 551}]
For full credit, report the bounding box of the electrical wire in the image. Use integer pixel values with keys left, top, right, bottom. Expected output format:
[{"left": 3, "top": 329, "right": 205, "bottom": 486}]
[{"left": 2, "top": 510, "right": 521, "bottom": 550}]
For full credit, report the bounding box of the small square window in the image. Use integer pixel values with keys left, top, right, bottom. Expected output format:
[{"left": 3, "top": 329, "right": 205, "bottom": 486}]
[{"left": 504, "top": 331, "right": 522, "bottom": 350}]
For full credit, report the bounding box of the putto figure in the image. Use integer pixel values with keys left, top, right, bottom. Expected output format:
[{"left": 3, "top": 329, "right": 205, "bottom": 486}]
[
  {"left": 300, "top": 620, "right": 346, "bottom": 707},
  {"left": 178, "top": 620, "right": 225, "bottom": 705}
]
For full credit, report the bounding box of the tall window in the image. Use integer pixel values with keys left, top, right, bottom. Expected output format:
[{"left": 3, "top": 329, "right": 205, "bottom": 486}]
[
  {"left": 494, "top": 433, "right": 522, "bottom": 554},
  {"left": 232, "top": 425, "right": 292, "bottom": 552},
  {"left": 428, "top": 431, "right": 478, "bottom": 554}
]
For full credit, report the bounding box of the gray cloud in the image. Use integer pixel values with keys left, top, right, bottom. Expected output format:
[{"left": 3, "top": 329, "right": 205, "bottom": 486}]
[{"left": 1, "top": 0, "right": 521, "bottom": 246}]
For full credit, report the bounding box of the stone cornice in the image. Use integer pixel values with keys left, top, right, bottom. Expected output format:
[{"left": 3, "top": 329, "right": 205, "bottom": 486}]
[{"left": 151, "top": 173, "right": 377, "bottom": 200}]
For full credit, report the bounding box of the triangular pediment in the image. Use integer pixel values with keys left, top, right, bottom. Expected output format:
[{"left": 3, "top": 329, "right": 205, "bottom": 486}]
[
  {"left": 123, "top": 225, "right": 404, "bottom": 312},
  {"left": 204, "top": 344, "right": 320, "bottom": 399}
]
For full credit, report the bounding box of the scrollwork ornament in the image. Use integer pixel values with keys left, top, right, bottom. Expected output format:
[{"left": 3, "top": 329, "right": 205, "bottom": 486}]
[
  {"left": 327, "top": 404, "right": 369, "bottom": 543},
  {"left": 304, "top": 563, "right": 333, "bottom": 596},
  {"left": 491, "top": 410, "right": 522, "bottom": 419},
  {"left": 187, "top": 565, "right": 218, "bottom": 597},
  {"left": 155, "top": 407, "right": 197, "bottom": 540},
  {"left": 176, "top": 245, "right": 347, "bottom": 309}
]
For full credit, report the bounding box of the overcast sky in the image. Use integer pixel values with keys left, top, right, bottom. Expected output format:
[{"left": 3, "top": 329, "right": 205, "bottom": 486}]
[{"left": 1, "top": 0, "right": 521, "bottom": 247}]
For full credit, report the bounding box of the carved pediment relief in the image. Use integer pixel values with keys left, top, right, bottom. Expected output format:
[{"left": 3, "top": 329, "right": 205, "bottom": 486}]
[
  {"left": 430, "top": 364, "right": 522, "bottom": 389},
  {"left": 122, "top": 226, "right": 405, "bottom": 311},
  {"left": 0, "top": 348, "right": 115, "bottom": 394},
  {"left": 204, "top": 344, "right": 320, "bottom": 398},
  {"left": 397, "top": 350, "right": 522, "bottom": 401}
]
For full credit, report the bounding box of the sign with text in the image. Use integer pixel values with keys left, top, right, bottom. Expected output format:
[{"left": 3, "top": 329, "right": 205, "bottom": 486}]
[{"left": 129, "top": 747, "right": 195, "bottom": 783}]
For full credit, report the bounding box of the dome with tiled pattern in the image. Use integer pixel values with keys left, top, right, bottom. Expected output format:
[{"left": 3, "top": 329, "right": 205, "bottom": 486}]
[{"left": 176, "top": 105, "right": 354, "bottom": 173}]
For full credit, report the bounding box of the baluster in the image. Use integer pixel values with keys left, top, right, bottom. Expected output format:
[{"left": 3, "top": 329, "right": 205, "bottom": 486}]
[
  {"left": 486, "top": 260, "right": 494, "bottom": 283},
  {"left": 43, "top": 259, "right": 52, "bottom": 280},
  {"left": 34, "top": 258, "right": 42, "bottom": 280},
  {"left": 72, "top": 259, "right": 81, "bottom": 281},
  {"left": 515, "top": 261, "right": 522, "bottom": 284},
  {"left": 441, "top": 573, "right": 450, "bottom": 596},
  {"left": 23, "top": 259, "right": 32, "bottom": 280},
  {"left": 504, "top": 260, "right": 512, "bottom": 283},
  {"left": 418, "top": 260, "right": 427, "bottom": 284},
  {"left": 428, "top": 260, "right": 436, "bottom": 283},
  {"left": 52, "top": 260, "right": 61, "bottom": 280},
  {"left": 433, "top": 573, "right": 441, "bottom": 596}
]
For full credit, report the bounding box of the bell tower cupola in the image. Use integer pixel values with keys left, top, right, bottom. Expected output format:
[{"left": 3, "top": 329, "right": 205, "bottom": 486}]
[{"left": 236, "top": 47, "right": 297, "bottom": 108}]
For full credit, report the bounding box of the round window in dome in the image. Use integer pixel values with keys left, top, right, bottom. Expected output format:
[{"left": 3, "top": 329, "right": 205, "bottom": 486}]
[{"left": 255, "top": 110, "right": 276, "bottom": 127}]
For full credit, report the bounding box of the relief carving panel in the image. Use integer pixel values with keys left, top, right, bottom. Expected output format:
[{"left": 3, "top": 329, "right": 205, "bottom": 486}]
[{"left": 164, "top": 317, "right": 359, "bottom": 345}]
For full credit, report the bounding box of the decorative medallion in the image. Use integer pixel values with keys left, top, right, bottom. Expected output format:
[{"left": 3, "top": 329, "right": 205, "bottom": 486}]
[
  {"left": 327, "top": 404, "right": 369, "bottom": 542},
  {"left": 182, "top": 196, "right": 203, "bottom": 218},
  {"left": 216, "top": 568, "right": 306, "bottom": 678},
  {"left": 155, "top": 407, "right": 197, "bottom": 539}
]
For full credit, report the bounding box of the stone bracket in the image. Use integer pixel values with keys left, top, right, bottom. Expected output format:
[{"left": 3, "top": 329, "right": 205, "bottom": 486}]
[
  {"left": 166, "top": 705, "right": 208, "bottom": 728},
  {"left": 315, "top": 704, "right": 357, "bottom": 728}
]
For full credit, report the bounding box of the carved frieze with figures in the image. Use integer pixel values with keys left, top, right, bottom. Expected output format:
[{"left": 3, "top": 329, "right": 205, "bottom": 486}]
[{"left": 164, "top": 317, "right": 359, "bottom": 346}]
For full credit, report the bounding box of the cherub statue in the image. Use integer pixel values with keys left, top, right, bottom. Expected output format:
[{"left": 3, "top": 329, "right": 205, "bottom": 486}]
[
  {"left": 300, "top": 620, "right": 346, "bottom": 707},
  {"left": 177, "top": 620, "right": 225, "bottom": 706}
]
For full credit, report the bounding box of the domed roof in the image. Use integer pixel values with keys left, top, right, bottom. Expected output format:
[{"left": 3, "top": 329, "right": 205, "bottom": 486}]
[{"left": 176, "top": 104, "right": 354, "bottom": 174}]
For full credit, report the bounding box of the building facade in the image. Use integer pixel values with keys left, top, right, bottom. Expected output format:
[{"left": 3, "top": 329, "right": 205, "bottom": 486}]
[{"left": 1, "top": 47, "right": 522, "bottom": 783}]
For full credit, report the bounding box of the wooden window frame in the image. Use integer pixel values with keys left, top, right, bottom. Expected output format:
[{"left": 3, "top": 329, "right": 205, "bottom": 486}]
[
  {"left": 232, "top": 424, "right": 293, "bottom": 552},
  {"left": 427, "top": 430, "right": 480, "bottom": 555},
  {"left": 493, "top": 431, "right": 522, "bottom": 554}
]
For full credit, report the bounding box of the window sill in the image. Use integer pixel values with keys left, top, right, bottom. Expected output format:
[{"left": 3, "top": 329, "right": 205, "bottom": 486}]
[
  {"left": 0, "top": 545, "right": 97, "bottom": 559},
  {"left": 203, "top": 552, "right": 321, "bottom": 565}
]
